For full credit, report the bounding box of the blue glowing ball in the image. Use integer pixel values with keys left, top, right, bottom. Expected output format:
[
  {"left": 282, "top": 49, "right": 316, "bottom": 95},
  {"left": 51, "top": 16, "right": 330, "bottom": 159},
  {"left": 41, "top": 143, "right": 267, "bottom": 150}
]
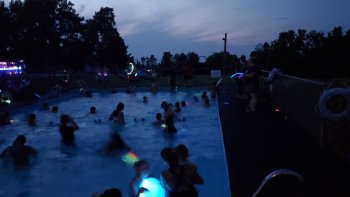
[{"left": 139, "top": 177, "right": 165, "bottom": 197}]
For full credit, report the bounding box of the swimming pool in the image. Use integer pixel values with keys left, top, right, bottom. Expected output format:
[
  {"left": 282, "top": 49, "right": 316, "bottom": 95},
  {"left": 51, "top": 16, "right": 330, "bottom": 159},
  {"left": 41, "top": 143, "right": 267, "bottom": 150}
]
[{"left": 0, "top": 89, "right": 231, "bottom": 197}]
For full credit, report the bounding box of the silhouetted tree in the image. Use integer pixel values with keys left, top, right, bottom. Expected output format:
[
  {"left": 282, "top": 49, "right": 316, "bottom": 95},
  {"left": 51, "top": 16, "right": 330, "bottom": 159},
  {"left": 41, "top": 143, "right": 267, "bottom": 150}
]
[
  {"left": 0, "top": 1, "right": 11, "bottom": 59},
  {"left": 161, "top": 51, "right": 173, "bottom": 69},
  {"left": 84, "top": 7, "right": 128, "bottom": 71},
  {"left": 252, "top": 27, "right": 350, "bottom": 78},
  {"left": 173, "top": 53, "right": 187, "bottom": 69},
  {"left": 55, "top": 0, "right": 85, "bottom": 71}
]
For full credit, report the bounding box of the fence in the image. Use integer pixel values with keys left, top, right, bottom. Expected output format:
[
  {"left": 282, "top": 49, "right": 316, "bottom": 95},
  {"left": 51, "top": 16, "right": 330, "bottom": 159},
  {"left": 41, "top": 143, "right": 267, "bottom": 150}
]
[{"left": 259, "top": 71, "right": 327, "bottom": 138}]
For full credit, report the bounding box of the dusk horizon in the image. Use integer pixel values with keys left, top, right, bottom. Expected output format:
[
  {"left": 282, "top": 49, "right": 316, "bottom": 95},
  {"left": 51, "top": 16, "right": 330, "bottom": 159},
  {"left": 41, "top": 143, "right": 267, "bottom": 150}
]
[{"left": 3, "top": 0, "right": 350, "bottom": 61}]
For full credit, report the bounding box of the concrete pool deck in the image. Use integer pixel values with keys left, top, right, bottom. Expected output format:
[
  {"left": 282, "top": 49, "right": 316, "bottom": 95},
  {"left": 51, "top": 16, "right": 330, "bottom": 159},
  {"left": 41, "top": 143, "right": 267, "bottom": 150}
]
[{"left": 217, "top": 79, "right": 350, "bottom": 197}]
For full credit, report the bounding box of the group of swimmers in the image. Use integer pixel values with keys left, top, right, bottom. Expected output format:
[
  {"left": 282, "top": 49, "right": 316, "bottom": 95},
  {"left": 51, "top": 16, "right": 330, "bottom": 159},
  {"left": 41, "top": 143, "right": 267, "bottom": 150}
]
[{"left": 0, "top": 90, "right": 214, "bottom": 196}]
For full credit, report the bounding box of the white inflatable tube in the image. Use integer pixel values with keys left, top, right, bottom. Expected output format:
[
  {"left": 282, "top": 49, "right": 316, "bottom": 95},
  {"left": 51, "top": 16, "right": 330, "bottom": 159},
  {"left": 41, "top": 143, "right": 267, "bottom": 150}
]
[{"left": 318, "top": 88, "right": 349, "bottom": 122}]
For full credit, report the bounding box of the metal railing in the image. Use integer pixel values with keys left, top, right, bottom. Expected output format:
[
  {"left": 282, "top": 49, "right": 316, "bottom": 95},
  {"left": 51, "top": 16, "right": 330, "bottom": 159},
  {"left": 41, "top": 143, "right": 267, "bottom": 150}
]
[{"left": 259, "top": 70, "right": 327, "bottom": 137}]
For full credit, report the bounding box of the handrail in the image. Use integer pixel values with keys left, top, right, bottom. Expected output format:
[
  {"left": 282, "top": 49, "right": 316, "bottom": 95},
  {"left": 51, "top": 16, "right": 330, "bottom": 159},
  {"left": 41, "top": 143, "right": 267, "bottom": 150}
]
[
  {"left": 261, "top": 70, "right": 325, "bottom": 86},
  {"left": 253, "top": 169, "right": 304, "bottom": 197}
]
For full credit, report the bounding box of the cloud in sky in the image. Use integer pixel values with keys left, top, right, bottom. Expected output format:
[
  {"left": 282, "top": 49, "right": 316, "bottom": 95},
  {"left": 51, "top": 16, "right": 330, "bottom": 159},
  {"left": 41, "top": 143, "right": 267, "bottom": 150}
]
[{"left": 3, "top": 0, "right": 350, "bottom": 58}]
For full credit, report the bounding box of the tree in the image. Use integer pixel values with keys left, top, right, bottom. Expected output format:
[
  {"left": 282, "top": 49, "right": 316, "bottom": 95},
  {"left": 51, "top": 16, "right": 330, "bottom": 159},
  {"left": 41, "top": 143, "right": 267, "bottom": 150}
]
[
  {"left": 148, "top": 55, "right": 157, "bottom": 67},
  {"left": 173, "top": 53, "right": 187, "bottom": 69},
  {"left": 55, "top": 0, "right": 85, "bottom": 70},
  {"left": 0, "top": 1, "right": 11, "bottom": 59},
  {"left": 84, "top": 7, "right": 128, "bottom": 70},
  {"left": 21, "top": 0, "right": 59, "bottom": 71},
  {"left": 161, "top": 51, "right": 173, "bottom": 69}
]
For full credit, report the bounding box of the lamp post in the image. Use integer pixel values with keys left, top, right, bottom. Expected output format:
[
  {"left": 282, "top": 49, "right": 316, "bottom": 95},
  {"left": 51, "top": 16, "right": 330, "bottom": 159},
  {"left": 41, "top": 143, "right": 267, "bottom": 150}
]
[{"left": 222, "top": 33, "right": 227, "bottom": 76}]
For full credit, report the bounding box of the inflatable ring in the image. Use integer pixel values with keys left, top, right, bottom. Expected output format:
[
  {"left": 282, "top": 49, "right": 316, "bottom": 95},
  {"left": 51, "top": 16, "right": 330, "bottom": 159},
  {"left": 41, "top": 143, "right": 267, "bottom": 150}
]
[{"left": 318, "top": 88, "right": 349, "bottom": 123}]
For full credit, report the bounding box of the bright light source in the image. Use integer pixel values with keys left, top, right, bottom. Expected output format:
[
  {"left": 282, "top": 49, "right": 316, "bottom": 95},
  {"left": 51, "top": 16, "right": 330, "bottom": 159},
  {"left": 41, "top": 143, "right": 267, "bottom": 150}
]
[
  {"left": 139, "top": 177, "right": 165, "bottom": 197},
  {"left": 121, "top": 151, "right": 139, "bottom": 166}
]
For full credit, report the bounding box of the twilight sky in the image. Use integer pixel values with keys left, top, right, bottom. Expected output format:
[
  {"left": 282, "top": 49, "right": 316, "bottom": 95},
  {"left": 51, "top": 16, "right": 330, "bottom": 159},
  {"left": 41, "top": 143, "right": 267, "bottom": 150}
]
[{"left": 6, "top": 0, "right": 350, "bottom": 61}]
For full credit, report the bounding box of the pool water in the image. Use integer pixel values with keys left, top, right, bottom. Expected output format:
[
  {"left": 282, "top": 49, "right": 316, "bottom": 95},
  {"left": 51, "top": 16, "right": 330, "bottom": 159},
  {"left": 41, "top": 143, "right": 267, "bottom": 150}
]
[{"left": 0, "top": 89, "right": 230, "bottom": 197}]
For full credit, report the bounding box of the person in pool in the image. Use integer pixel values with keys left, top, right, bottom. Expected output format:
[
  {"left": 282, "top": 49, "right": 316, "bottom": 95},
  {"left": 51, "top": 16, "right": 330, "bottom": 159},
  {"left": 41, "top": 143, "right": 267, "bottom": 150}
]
[
  {"left": 52, "top": 106, "right": 59, "bottom": 113},
  {"left": 59, "top": 114, "right": 79, "bottom": 145},
  {"left": 153, "top": 113, "right": 165, "bottom": 126},
  {"left": 143, "top": 96, "right": 148, "bottom": 103},
  {"left": 130, "top": 160, "right": 150, "bottom": 196},
  {"left": 165, "top": 117, "right": 177, "bottom": 134},
  {"left": 90, "top": 106, "right": 96, "bottom": 114},
  {"left": 27, "top": 113, "right": 36, "bottom": 126},
  {"left": 109, "top": 103, "right": 125, "bottom": 125},
  {"left": 201, "top": 91, "right": 208, "bottom": 100},
  {"left": 160, "top": 147, "right": 203, "bottom": 197},
  {"left": 175, "top": 102, "right": 181, "bottom": 113},
  {"left": 104, "top": 133, "right": 128, "bottom": 153},
  {"left": 161, "top": 101, "right": 176, "bottom": 120},
  {"left": 0, "top": 135, "right": 37, "bottom": 168}
]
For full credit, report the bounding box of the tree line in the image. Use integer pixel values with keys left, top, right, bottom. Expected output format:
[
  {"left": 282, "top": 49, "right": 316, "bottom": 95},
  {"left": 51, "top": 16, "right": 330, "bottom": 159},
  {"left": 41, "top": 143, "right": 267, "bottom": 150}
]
[
  {"left": 251, "top": 27, "right": 350, "bottom": 78},
  {"left": 0, "top": 0, "right": 129, "bottom": 72}
]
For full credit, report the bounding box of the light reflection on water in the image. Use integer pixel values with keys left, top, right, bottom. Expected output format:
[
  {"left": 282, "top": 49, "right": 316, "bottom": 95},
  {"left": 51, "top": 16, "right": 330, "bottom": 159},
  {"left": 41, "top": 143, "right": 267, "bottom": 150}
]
[{"left": 0, "top": 89, "right": 230, "bottom": 197}]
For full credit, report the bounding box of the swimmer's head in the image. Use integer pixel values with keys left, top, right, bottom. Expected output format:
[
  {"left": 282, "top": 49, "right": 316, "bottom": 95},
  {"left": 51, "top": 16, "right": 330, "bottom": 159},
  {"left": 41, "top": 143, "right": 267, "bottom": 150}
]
[
  {"left": 60, "top": 114, "right": 70, "bottom": 125},
  {"left": 175, "top": 102, "right": 180, "bottom": 108},
  {"left": 181, "top": 101, "right": 186, "bottom": 106},
  {"left": 161, "top": 101, "right": 168, "bottom": 109},
  {"left": 156, "top": 113, "right": 162, "bottom": 120},
  {"left": 116, "top": 103, "right": 124, "bottom": 112},
  {"left": 90, "top": 106, "right": 96, "bottom": 114},
  {"left": 175, "top": 144, "right": 189, "bottom": 160},
  {"left": 14, "top": 135, "right": 27, "bottom": 145},
  {"left": 28, "top": 113, "right": 36, "bottom": 126},
  {"left": 52, "top": 106, "right": 58, "bottom": 113}
]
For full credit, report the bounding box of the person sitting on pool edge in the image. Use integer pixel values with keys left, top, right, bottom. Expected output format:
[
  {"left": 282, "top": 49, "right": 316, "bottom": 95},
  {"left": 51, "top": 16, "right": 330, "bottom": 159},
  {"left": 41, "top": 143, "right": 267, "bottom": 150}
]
[
  {"left": 59, "top": 114, "right": 79, "bottom": 145},
  {"left": 0, "top": 135, "right": 37, "bottom": 169},
  {"left": 210, "top": 81, "right": 218, "bottom": 98}
]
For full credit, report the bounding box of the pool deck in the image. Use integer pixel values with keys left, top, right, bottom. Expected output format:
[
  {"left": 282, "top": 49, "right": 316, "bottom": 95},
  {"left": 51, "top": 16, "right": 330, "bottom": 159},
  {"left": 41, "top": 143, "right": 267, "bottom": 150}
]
[{"left": 217, "top": 79, "right": 350, "bottom": 197}]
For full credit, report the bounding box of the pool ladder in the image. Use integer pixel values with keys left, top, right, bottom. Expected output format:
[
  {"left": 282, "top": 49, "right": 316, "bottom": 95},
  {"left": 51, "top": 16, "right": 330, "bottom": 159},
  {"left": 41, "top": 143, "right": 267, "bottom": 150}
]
[{"left": 253, "top": 169, "right": 305, "bottom": 197}]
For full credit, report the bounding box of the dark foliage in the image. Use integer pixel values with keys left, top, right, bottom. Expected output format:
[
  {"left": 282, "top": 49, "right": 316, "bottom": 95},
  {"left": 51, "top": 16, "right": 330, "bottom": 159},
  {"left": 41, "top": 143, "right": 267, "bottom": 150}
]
[
  {"left": 252, "top": 27, "right": 350, "bottom": 78},
  {"left": 0, "top": 0, "right": 129, "bottom": 72}
]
